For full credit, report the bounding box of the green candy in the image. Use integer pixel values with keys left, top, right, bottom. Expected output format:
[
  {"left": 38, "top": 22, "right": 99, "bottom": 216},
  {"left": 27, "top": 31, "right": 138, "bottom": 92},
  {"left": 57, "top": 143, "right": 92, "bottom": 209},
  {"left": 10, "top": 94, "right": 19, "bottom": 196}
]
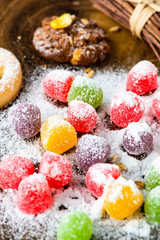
[
  {"left": 68, "top": 76, "right": 103, "bottom": 108},
  {"left": 145, "top": 158, "right": 160, "bottom": 191},
  {"left": 145, "top": 186, "right": 160, "bottom": 223},
  {"left": 57, "top": 211, "right": 93, "bottom": 240}
]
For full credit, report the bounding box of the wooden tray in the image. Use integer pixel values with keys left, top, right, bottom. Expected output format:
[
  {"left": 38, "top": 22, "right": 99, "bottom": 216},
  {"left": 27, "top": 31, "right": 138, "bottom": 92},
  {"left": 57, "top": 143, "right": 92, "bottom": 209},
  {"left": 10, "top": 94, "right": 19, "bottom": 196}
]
[
  {"left": 0, "top": 0, "right": 160, "bottom": 240},
  {"left": 0, "top": 0, "right": 159, "bottom": 70}
]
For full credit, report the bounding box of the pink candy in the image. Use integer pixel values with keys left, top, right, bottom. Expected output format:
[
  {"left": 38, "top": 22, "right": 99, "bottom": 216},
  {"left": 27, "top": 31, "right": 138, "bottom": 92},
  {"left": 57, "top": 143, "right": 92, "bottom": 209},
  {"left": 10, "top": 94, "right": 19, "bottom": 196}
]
[
  {"left": 16, "top": 173, "right": 52, "bottom": 215},
  {"left": 110, "top": 91, "right": 145, "bottom": 128},
  {"left": 127, "top": 60, "right": 158, "bottom": 95},
  {"left": 67, "top": 100, "right": 97, "bottom": 133},
  {"left": 43, "top": 70, "right": 75, "bottom": 102},
  {"left": 39, "top": 151, "right": 72, "bottom": 189},
  {"left": 0, "top": 156, "right": 34, "bottom": 189},
  {"left": 152, "top": 93, "right": 160, "bottom": 120},
  {"left": 86, "top": 163, "right": 121, "bottom": 198}
]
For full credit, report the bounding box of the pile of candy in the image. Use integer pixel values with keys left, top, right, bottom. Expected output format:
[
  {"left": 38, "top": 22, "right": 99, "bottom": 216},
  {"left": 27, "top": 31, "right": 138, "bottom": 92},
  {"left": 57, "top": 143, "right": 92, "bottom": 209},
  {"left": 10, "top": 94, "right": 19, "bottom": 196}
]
[{"left": 3, "top": 60, "right": 160, "bottom": 238}]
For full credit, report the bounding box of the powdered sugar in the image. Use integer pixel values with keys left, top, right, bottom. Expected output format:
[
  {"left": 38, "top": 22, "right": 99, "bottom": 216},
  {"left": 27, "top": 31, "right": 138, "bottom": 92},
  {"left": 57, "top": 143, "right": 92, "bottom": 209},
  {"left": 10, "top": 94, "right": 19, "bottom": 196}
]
[
  {"left": 0, "top": 64, "right": 160, "bottom": 239},
  {"left": 131, "top": 60, "right": 157, "bottom": 77},
  {"left": 111, "top": 91, "right": 137, "bottom": 108},
  {"left": 122, "top": 219, "right": 151, "bottom": 237},
  {"left": 126, "top": 122, "right": 152, "bottom": 143},
  {"left": 107, "top": 177, "right": 141, "bottom": 203},
  {"left": 150, "top": 156, "right": 160, "bottom": 173}
]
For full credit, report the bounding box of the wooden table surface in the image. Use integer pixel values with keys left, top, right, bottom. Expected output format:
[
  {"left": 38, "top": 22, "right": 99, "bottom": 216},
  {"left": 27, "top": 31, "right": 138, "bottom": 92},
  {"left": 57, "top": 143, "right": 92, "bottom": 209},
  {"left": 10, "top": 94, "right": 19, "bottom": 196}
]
[
  {"left": 0, "top": 0, "right": 159, "bottom": 71},
  {"left": 0, "top": 1, "right": 160, "bottom": 240}
]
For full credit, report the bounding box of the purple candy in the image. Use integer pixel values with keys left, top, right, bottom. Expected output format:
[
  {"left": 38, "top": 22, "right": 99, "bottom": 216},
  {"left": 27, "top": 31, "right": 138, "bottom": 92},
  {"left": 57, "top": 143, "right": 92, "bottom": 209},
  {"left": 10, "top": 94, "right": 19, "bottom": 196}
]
[
  {"left": 9, "top": 103, "right": 41, "bottom": 139},
  {"left": 123, "top": 122, "right": 153, "bottom": 155},
  {"left": 76, "top": 134, "right": 111, "bottom": 172}
]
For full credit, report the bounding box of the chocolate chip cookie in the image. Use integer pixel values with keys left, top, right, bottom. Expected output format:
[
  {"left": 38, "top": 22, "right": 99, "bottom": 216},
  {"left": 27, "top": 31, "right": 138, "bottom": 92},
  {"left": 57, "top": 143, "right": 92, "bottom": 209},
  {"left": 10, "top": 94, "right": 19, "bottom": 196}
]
[{"left": 33, "top": 14, "right": 110, "bottom": 65}]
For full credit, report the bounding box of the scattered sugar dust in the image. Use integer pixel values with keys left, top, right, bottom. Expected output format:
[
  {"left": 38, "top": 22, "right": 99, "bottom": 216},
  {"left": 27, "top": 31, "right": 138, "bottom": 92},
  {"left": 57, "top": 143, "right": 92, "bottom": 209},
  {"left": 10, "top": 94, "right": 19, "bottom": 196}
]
[{"left": 0, "top": 64, "right": 160, "bottom": 239}]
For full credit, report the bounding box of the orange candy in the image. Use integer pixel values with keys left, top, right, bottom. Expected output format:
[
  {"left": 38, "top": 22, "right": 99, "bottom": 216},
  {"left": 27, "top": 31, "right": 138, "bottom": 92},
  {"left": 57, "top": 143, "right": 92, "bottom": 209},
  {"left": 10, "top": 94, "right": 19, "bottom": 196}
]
[
  {"left": 50, "top": 14, "right": 73, "bottom": 29},
  {"left": 41, "top": 116, "right": 77, "bottom": 154},
  {"left": 103, "top": 177, "right": 143, "bottom": 220}
]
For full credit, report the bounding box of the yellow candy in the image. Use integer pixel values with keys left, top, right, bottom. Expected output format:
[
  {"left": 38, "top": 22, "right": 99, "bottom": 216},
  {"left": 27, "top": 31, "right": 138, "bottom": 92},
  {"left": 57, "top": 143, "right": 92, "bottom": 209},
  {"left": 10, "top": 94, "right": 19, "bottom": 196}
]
[
  {"left": 41, "top": 116, "right": 77, "bottom": 154},
  {"left": 103, "top": 177, "right": 143, "bottom": 220},
  {"left": 50, "top": 13, "right": 73, "bottom": 29}
]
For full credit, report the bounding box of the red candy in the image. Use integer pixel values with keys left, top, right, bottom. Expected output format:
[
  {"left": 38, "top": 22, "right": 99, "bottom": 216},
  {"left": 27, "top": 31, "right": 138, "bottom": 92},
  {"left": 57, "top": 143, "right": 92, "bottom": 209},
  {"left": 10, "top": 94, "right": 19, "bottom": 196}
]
[
  {"left": 67, "top": 100, "right": 97, "bottom": 133},
  {"left": 127, "top": 60, "right": 158, "bottom": 95},
  {"left": 16, "top": 173, "right": 52, "bottom": 215},
  {"left": 152, "top": 93, "right": 160, "bottom": 120},
  {"left": 43, "top": 70, "right": 75, "bottom": 102},
  {"left": 86, "top": 163, "right": 121, "bottom": 198},
  {"left": 38, "top": 151, "right": 72, "bottom": 189},
  {"left": 110, "top": 91, "right": 145, "bottom": 128},
  {"left": 0, "top": 156, "right": 34, "bottom": 189}
]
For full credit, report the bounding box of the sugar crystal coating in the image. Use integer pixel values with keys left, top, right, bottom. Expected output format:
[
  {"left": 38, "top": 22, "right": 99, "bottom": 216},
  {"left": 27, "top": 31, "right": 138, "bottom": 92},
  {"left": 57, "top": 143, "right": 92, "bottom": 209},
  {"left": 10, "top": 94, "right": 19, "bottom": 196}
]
[
  {"left": 110, "top": 91, "right": 145, "bottom": 128},
  {"left": 126, "top": 60, "right": 158, "bottom": 95},
  {"left": 145, "top": 186, "right": 160, "bottom": 223},
  {"left": 68, "top": 76, "right": 103, "bottom": 108},
  {"left": 57, "top": 211, "right": 93, "bottom": 240},
  {"left": 145, "top": 157, "right": 160, "bottom": 191},
  {"left": 0, "top": 156, "right": 34, "bottom": 189},
  {"left": 86, "top": 163, "right": 121, "bottom": 198},
  {"left": 41, "top": 116, "right": 77, "bottom": 154},
  {"left": 76, "top": 134, "right": 110, "bottom": 172},
  {"left": 103, "top": 177, "right": 143, "bottom": 220},
  {"left": 67, "top": 100, "right": 97, "bottom": 132},
  {"left": 152, "top": 92, "right": 160, "bottom": 120},
  {"left": 39, "top": 151, "right": 72, "bottom": 188},
  {"left": 123, "top": 122, "right": 153, "bottom": 155},
  {"left": 9, "top": 103, "right": 41, "bottom": 139},
  {"left": 43, "top": 70, "right": 75, "bottom": 102},
  {"left": 16, "top": 173, "right": 52, "bottom": 215}
]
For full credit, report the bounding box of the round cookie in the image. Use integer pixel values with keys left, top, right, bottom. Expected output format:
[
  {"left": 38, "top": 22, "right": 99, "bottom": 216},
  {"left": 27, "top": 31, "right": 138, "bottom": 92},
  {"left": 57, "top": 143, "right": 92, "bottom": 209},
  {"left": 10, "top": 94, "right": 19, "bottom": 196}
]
[
  {"left": 0, "top": 48, "right": 22, "bottom": 109},
  {"left": 33, "top": 14, "right": 110, "bottom": 65}
]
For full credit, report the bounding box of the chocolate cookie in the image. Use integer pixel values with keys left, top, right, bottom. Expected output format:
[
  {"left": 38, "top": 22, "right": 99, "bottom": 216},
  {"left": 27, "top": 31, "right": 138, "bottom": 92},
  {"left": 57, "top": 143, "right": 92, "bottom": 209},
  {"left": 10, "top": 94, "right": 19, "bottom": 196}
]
[{"left": 33, "top": 15, "right": 110, "bottom": 65}]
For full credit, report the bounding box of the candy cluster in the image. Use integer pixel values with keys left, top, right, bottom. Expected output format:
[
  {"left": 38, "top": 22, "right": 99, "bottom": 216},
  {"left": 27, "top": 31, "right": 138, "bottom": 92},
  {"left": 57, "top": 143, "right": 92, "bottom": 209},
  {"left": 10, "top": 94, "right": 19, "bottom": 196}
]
[
  {"left": 0, "top": 153, "right": 72, "bottom": 215},
  {"left": 3, "top": 60, "right": 160, "bottom": 239}
]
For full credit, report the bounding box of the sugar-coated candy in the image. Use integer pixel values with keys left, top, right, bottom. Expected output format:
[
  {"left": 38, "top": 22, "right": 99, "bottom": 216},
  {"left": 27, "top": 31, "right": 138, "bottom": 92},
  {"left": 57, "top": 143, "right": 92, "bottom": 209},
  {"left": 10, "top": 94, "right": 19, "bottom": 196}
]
[
  {"left": 57, "top": 211, "right": 93, "bottom": 240},
  {"left": 123, "top": 122, "right": 153, "bottom": 155},
  {"left": 76, "top": 134, "right": 110, "bottom": 172},
  {"left": 41, "top": 116, "right": 77, "bottom": 154},
  {"left": 68, "top": 76, "right": 103, "bottom": 108},
  {"left": 127, "top": 60, "right": 158, "bottom": 95},
  {"left": 110, "top": 91, "right": 145, "bottom": 128},
  {"left": 145, "top": 157, "right": 160, "bottom": 191},
  {"left": 16, "top": 173, "right": 52, "bottom": 215},
  {"left": 103, "top": 177, "right": 143, "bottom": 220},
  {"left": 67, "top": 100, "right": 97, "bottom": 133},
  {"left": 145, "top": 186, "right": 160, "bottom": 223},
  {"left": 0, "top": 156, "right": 34, "bottom": 189},
  {"left": 9, "top": 103, "right": 41, "bottom": 139},
  {"left": 86, "top": 163, "right": 121, "bottom": 198},
  {"left": 152, "top": 92, "right": 160, "bottom": 120},
  {"left": 43, "top": 70, "right": 75, "bottom": 102},
  {"left": 39, "top": 151, "right": 72, "bottom": 188}
]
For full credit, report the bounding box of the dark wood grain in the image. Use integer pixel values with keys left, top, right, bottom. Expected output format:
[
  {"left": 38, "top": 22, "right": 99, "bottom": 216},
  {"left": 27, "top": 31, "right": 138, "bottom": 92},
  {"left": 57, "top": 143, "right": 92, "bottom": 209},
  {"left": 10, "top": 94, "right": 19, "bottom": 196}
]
[
  {"left": 0, "top": 0, "right": 159, "bottom": 71},
  {"left": 0, "top": 1, "right": 160, "bottom": 240}
]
